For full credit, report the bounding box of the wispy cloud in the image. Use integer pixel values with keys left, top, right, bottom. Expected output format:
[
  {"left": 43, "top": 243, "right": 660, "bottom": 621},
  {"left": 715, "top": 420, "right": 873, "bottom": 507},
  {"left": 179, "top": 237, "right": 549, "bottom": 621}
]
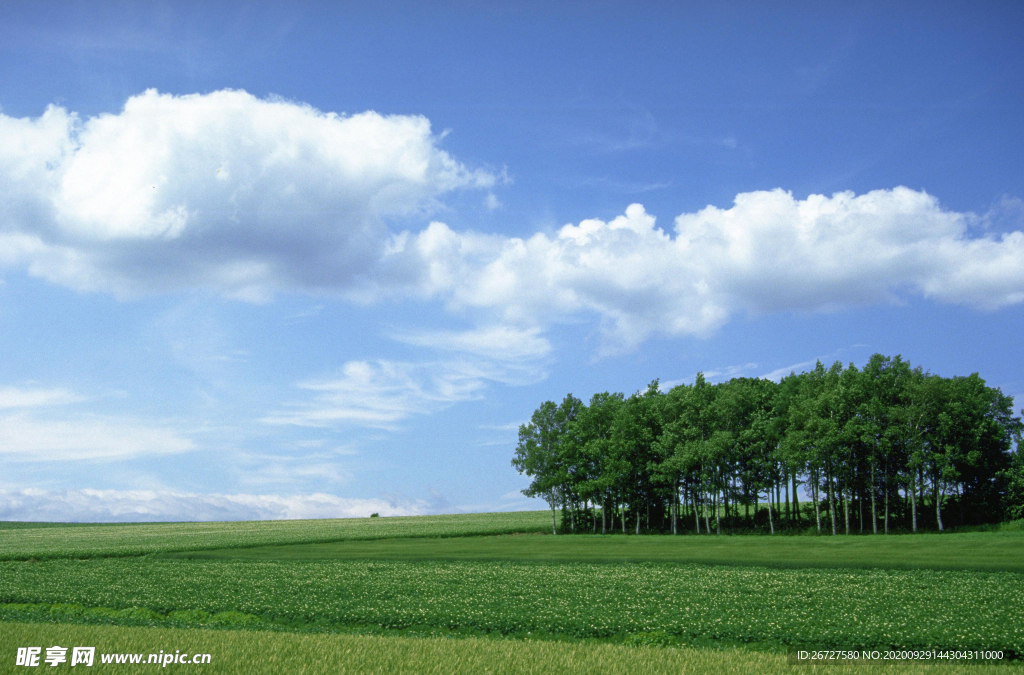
[
  {"left": 759, "top": 346, "right": 870, "bottom": 382},
  {"left": 479, "top": 421, "right": 527, "bottom": 432},
  {"left": 659, "top": 363, "right": 759, "bottom": 391},
  {"left": 0, "top": 386, "right": 85, "bottom": 409},
  {"left": 761, "top": 360, "right": 819, "bottom": 382},
  {"left": 391, "top": 324, "right": 552, "bottom": 362},
  {"left": 265, "top": 323, "right": 551, "bottom": 430},
  {"left": 262, "top": 359, "right": 510, "bottom": 429},
  {"left": 0, "top": 413, "right": 195, "bottom": 461},
  {"left": 703, "top": 362, "right": 760, "bottom": 382}
]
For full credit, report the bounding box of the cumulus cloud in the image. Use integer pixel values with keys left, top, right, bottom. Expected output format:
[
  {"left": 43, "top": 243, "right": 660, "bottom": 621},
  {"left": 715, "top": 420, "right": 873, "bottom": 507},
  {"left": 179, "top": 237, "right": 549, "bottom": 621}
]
[
  {"left": 385, "top": 188, "right": 1024, "bottom": 352},
  {"left": 0, "top": 413, "right": 195, "bottom": 461},
  {"left": 3, "top": 90, "right": 1023, "bottom": 354},
  {"left": 0, "top": 89, "right": 493, "bottom": 300},
  {"left": 0, "top": 488, "right": 426, "bottom": 522}
]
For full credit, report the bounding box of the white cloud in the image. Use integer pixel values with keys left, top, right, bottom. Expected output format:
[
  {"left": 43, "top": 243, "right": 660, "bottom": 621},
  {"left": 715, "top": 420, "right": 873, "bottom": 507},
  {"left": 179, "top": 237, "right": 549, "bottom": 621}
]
[
  {"left": 262, "top": 356, "right": 543, "bottom": 429},
  {"left": 3, "top": 90, "right": 1023, "bottom": 355},
  {"left": 659, "top": 364, "right": 758, "bottom": 391},
  {"left": 0, "top": 488, "right": 426, "bottom": 522},
  {"left": 387, "top": 188, "right": 1024, "bottom": 353},
  {"left": 761, "top": 360, "right": 820, "bottom": 383},
  {"left": 266, "top": 324, "right": 550, "bottom": 430},
  {"left": 479, "top": 421, "right": 527, "bottom": 432},
  {"left": 391, "top": 324, "right": 551, "bottom": 362},
  {"left": 0, "top": 386, "right": 84, "bottom": 409},
  {"left": 0, "top": 413, "right": 195, "bottom": 461},
  {"left": 704, "top": 363, "right": 760, "bottom": 382},
  {"left": 0, "top": 89, "right": 492, "bottom": 300}
]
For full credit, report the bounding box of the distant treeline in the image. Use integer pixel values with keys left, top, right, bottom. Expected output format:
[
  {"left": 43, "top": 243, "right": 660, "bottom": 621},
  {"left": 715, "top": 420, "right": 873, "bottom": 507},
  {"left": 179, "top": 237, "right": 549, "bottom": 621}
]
[{"left": 513, "top": 354, "right": 1024, "bottom": 535}]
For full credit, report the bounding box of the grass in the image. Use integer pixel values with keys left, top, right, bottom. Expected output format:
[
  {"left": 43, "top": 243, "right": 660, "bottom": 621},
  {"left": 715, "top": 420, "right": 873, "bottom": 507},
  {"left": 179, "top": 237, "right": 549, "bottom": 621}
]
[
  {"left": 0, "top": 511, "right": 551, "bottom": 560},
  {"left": 0, "top": 522, "right": 114, "bottom": 530},
  {"left": 2, "top": 558, "right": 1021, "bottom": 652},
  {"left": 159, "top": 530, "right": 1024, "bottom": 572},
  {"left": 4, "top": 511, "right": 1023, "bottom": 671},
  {"left": 0, "top": 622, "right": 1018, "bottom": 675}
]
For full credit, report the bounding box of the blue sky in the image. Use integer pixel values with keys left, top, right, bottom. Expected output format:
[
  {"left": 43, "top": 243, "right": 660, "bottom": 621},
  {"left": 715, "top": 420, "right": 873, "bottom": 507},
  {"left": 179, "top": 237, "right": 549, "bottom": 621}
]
[{"left": 1, "top": 1, "right": 1022, "bottom": 521}]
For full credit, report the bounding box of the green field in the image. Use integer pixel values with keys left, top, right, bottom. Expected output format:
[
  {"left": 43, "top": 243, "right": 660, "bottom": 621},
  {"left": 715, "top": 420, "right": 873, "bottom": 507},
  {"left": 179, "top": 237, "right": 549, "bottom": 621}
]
[
  {"left": 0, "top": 511, "right": 551, "bottom": 560},
  {"left": 2, "top": 558, "right": 1021, "bottom": 652},
  {"left": 161, "top": 530, "right": 1024, "bottom": 572},
  {"left": 2, "top": 512, "right": 1022, "bottom": 673},
  {"left": 1, "top": 622, "right": 1015, "bottom": 675}
]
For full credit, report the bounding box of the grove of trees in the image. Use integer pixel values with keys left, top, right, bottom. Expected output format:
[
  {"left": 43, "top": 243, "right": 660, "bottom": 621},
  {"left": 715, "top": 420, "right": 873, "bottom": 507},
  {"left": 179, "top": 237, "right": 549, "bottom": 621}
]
[{"left": 512, "top": 354, "right": 1024, "bottom": 535}]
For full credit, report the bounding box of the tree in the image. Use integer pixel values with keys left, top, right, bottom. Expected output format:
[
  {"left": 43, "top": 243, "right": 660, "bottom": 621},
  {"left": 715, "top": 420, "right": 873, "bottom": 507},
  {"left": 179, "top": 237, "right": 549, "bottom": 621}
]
[
  {"left": 511, "top": 394, "right": 582, "bottom": 534},
  {"left": 513, "top": 355, "right": 1022, "bottom": 536}
]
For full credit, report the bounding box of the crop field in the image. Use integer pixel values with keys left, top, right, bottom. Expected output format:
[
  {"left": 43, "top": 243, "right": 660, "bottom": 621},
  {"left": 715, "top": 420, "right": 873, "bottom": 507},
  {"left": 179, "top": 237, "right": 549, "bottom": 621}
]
[
  {"left": 0, "top": 511, "right": 551, "bottom": 560},
  {"left": 162, "top": 530, "right": 1024, "bottom": 572},
  {"left": 2, "top": 558, "right": 1023, "bottom": 652},
  {"left": 2, "top": 512, "right": 1023, "bottom": 672},
  {"left": 6, "top": 622, "right": 1015, "bottom": 675}
]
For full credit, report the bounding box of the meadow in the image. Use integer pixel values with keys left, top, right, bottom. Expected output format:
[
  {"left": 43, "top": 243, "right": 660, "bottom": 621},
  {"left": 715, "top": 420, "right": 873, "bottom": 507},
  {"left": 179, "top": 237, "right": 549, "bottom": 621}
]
[
  {"left": 2, "top": 511, "right": 1023, "bottom": 672},
  {"left": 162, "top": 529, "right": 1024, "bottom": 572},
  {"left": 0, "top": 511, "right": 550, "bottom": 560}
]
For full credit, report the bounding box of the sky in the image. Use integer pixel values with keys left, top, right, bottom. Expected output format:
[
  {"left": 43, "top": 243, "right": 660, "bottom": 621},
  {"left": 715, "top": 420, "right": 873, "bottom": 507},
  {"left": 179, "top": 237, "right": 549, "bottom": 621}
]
[{"left": 1, "top": 1, "right": 1022, "bottom": 521}]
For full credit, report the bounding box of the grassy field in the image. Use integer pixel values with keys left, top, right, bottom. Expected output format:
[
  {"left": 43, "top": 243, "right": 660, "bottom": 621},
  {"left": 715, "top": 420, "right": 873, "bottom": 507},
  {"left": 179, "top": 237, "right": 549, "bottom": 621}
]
[
  {"left": 5, "top": 622, "right": 1016, "bottom": 675},
  {"left": 161, "top": 530, "right": 1024, "bottom": 572},
  {"left": 2, "top": 558, "right": 1021, "bottom": 652},
  {"left": 2, "top": 511, "right": 1022, "bottom": 672},
  {"left": 0, "top": 511, "right": 550, "bottom": 560}
]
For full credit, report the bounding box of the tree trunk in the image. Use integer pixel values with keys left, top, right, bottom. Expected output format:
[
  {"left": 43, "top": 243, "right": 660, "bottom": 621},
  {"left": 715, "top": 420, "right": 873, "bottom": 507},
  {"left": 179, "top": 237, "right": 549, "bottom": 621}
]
[
  {"left": 910, "top": 473, "right": 917, "bottom": 533},
  {"left": 704, "top": 490, "right": 711, "bottom": 534},
  {"left": 724, "top": 474, "right": 731, "bottom": 521},
  {"left": 693, "top": 488, "right": 701, "bottom": 533},
  {"left": 767, "top": 497, "right": 774, "bottom": 535},
  {"left": 672, "top": 481, "right": 678, "bottom": 535},
  {"left": 858, "top": 475, "right": 863, "bottom": 534},
  {"left": 812, "top": 470, "right": 821, "bottom": 534},
  {"left": 621, "top": 503, "right": 626, "bottom": 534},
  {"left": 843, "top": 478, "right": 850, "bottom": 535},
  {"left": 792, "top": 472, "right": 800, "bottom": 524},
  {"left": 919, "top": 468, "right": 926, "bottom": 527},
  {"left": 827, "top": 465, "right": 837, "bottom": 536},
  {"left": 870, "top": 462, "right": 878, "bottom": 535},
  {"left": 784, "top": 466, "right": 791, "bottom": 521},
  {"left": 550, "top": 492, "right": 557, "bottom": 535},
  {"left": 884, "top": 466, "right": 890, "bottom": 535},
  {"left": 935, "top": 476, "right": 944, "bottom": 532},
  {"left": 754, "top": 490, "right": 759, "bottom": 530},
  {"left": 602, "top": 497, "right": 607, "bottom": 535},
  {"left": 714, "top": 487, "right": 721, "bottom": 535},
  {"left": 775, "top": 480, "right": 782, "bottom": 526}
]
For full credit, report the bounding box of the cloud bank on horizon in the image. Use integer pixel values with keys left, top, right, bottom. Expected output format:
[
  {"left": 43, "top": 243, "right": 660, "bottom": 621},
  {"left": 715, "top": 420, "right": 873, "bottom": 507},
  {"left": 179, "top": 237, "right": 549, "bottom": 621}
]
[
  {"left": 3, "top": 89, "right": 1022, "bottom": 358},
  {"left": 0, "top": 488, "right": 427, "bottom": 522}
]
